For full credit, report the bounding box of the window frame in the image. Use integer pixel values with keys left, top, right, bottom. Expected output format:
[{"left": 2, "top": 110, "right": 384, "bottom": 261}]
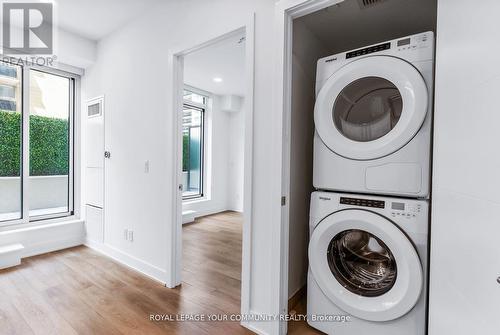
[
  {"left": 182, "top": 87, "right": 208, "bottom": 201},
  {"left": 0, "top": 62, "right": 79, "bottom": 227}
]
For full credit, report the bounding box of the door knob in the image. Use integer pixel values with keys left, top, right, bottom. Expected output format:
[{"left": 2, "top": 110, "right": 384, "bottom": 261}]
[{"left": 497, "top": 277, "right": 500, "bottom": 284}]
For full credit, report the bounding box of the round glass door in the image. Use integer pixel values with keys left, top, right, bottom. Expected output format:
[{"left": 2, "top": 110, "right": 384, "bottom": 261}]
[
  {"left": 308, "top": 209, "right": 423, "bottom": 321},
  {"left": 333, "top": 77, "right": 403, "bottom": 142},
  {"left": 327, "top": 229, "right": 397, "bottom": 297},
  {"left": 314, "top": 56, "right": 428, "bottom": 160}
]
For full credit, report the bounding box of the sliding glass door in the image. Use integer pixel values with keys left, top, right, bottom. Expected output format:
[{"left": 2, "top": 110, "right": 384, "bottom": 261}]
[{"left": 0, "top": 63, "right": 76, "bottom": 225}]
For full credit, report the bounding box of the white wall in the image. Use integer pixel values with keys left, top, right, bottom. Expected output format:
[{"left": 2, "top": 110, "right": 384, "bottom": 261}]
[
  {"left": 83, "top": 2, "right": 280, "bottom": 333},
  {"left": 429, "top": 1, "right": 500, "bottom": 334},
  {"left": 227, "top": 102, "right": 245, "bottom": 212},
  {"left": 287, "top": 21, "right": 329, "bottom": 299},
  {"left": 57, "top": 28, "right": 97, "bottom": 69}
]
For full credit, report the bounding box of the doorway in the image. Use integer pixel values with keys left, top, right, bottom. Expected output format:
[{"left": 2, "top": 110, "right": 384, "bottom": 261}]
[
  {"left": 168, "top": 21, "right": 255, "bottom": 326},
  {"left": 276, "top": 0, "right": 437, "bottom": 334}
]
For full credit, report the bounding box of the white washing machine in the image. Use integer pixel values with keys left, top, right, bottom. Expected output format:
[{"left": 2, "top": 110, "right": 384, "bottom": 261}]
[
  {"left": 313, "top": 32, "right": 434, "bottom": 198},
  {"left": 307, "top": 191, "right": 428, "bottom": 335}
]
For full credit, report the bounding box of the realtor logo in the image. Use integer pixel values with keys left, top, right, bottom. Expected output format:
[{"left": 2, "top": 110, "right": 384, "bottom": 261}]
[{"left": 2, "top": 2, "right": 53, "bottom": 54}]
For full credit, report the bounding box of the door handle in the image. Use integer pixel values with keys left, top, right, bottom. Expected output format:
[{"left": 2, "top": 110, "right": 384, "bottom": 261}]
[
  {"left": 497, "top": 277, "right": 500, "bottom": 284},
  {"left": 104, "top": 151, "right": 111, "bottom": 159}
]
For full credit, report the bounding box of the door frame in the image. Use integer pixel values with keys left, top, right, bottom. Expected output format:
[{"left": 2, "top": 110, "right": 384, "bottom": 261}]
[
  {"left": 273, "top": 1, "right": 345, "bottom": 334},
  {"left": 166, "top": 13, "right": 255, "bottom": 324}
]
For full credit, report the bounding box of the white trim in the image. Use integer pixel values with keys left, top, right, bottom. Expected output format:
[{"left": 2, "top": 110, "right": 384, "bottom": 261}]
[
  {"left": 22, "top": 64, "right": 30, "bottom": 223},
  {"left": 167, "top": 14, "right": 255, "bottom": 333},
  {"left": 273, "top": 1, "right": 345, "bottom": 334},
  {"left": 85, "top": 239, "right": 168, "bottom": 285},
  {"left": 0, "top": 219, "right": 85, "bottom": 258}
]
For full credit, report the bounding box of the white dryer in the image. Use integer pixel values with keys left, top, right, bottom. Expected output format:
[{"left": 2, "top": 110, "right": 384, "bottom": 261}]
[
  {"left": 307, "top": 191, "right": 428, "bottom": 335},
  {"left": 313, "top": 32, "right": 434, "bottom": 198}
]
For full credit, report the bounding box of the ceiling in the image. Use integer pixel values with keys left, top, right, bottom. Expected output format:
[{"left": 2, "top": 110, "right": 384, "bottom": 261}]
[
  {"left": 297, "top": 0, "right": 437, "bottom": 55},
  {"left": 184, "top": 31, "right": 246, "bottom": 96},
  {"left": 53, "top": 0, "right": 164, "bottom": 41}
]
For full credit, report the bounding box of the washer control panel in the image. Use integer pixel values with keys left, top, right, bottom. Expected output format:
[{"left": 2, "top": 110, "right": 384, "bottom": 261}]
[
  {"left": 390, "top": 201, "right": 422, "bottom": 219},
  {"left": 340, "top": 196, "right": 385, "bottom": 208}
]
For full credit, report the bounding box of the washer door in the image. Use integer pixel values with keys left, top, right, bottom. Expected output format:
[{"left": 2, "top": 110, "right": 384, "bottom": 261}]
[
  {"left": 309, "top": 209, "right": 423, "bottom": 322},
  {"left": 314, "top": 56, "right": 428, "bottom": 160}
]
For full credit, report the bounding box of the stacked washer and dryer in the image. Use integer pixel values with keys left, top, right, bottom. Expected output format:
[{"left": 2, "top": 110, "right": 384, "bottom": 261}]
[{"left": 307, "top": 32, "right": 434, "bottom": 335}]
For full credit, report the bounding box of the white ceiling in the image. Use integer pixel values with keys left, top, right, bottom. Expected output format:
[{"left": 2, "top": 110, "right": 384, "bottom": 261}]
[
  {"left": 183, "top": 31, "right": 246, "bottom": 97},
  {"left": 53, "top": 0, "right": 164, "bottom": 41},
  {"left": 297, "top": 0, "right": 437, "bottom": 55}
]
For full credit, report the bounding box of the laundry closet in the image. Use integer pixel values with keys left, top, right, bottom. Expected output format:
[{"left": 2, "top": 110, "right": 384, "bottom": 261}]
[{"left": 287, "top": 0, "right": 437, "bottom": 333}]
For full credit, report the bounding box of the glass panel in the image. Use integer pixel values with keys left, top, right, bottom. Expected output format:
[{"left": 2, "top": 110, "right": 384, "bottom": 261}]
[
  {"left": 29, "top": 70, "right": 71, "bottom": 217},
  {"left": 0, "top": 85, "right": 16, "bottom": 99},
  {"left": 333, "top": 77, "right": 402, "bottom": 142},
  {"left": 0, "top": 63, "right": 18, "bottom": 78},
  {"left": 182, "top": 105, "right": 203, "bottom": 198},
  {"left": 183, "top": 90, "right": 206, "bottom": 105},
  {"left": 327, "top": 229, "right": 397, "bottom": 297},
  {"left": 0, "top": 62, "right": 22, "bottom": 222}
]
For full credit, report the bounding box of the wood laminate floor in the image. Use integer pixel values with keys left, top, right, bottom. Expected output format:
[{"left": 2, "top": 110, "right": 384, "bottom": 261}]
[
  {"left": 288, "top": 297, "right": 324, "bottom": 335},
  {"left": 0, "top": 211, "right": 251, "bottom": 334},
  {"left": 0, "top": 211, "right": 318, "bottom": 334}
]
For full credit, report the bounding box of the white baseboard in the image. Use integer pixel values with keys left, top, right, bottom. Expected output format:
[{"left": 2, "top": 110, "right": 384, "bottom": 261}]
[
  {"left": 182, "top": 210, "right": 196, "bottom": 224},
  {"left": 185, "top": 206, "right": 231, "bottom": 219},
  {"left": 0, "top": 220, "right": 85, "bottom": 259},
  {"left": 84, "top": 239, "right": 168, "bottom": 285},
  {"left": 0, "top": 243, "right": 24, "bottom": 269}
]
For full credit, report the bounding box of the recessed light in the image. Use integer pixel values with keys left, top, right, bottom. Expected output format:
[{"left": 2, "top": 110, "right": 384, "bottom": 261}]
[{"left": 213, "top": 77, "right": 223, "bottom": 83}]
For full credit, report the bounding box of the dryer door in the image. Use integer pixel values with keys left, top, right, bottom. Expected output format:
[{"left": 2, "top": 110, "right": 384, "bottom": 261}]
[
  {"left": 314, "top": 56, "right": 428, "bottom": 160},
  {"left": 309, "top": 209, "right": 423, "bottom": 322}
]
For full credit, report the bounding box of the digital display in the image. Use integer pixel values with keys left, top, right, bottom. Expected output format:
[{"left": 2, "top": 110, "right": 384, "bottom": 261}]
[
  {"left": 345, "top": 42, "right": 391, "bottom": 59},
  {"left": 392, "top": 202, "right": 405, "bottom": 211},
  {"left": 340, "top": 197, "right": 385, "bottom": 209},
  {"left": 397, "top": 38, "right": 411, "bottom": 47}
]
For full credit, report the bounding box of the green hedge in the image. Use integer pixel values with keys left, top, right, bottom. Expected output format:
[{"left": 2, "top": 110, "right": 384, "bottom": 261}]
[
  {"left": 183, "top": 134, "right": 189, "bottom": 171},
  {"left": 0, "top": 110, "right": 69, "bottom": 177}
]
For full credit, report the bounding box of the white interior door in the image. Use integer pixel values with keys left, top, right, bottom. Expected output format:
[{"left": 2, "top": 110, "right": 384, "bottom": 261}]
[{"left": 85, "top": 96, "right": 105, "bottom": 243}]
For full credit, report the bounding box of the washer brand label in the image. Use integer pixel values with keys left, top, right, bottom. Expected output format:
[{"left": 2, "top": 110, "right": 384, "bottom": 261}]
[
  {"left": 325, "top": 57, "right": 337, "bottom": 63},
  {"left": 319, "top": 196, "right": 331, "bottom": 201}
]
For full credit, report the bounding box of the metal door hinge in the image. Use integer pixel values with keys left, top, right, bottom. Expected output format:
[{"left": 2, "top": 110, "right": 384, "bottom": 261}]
[{"left": 281, "top": 196, "right": 286, "bottom": 206}]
